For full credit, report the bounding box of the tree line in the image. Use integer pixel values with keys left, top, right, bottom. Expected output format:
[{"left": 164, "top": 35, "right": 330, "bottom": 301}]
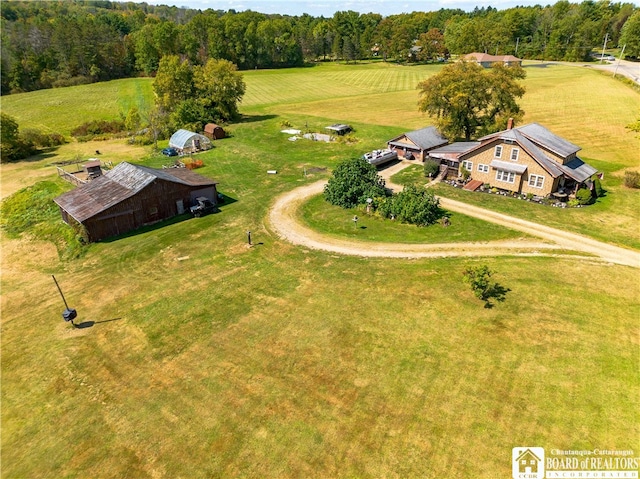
[{"left": 1, "top": 0, "right": 639, "bottom": 95}]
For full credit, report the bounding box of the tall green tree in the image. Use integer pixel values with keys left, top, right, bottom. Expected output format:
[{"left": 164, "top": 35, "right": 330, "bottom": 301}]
[
  {"left": 193, "top": 58, "right": 246, "bottom": 122},
  {"left": 417, "top": 61, "right": 526, "bottom": 140},
  {"left": 619, "top": 11, "right": 640, "bottom": 57},
  {"left": 153, "top": 55, "right": 194, "bottom": 112}
]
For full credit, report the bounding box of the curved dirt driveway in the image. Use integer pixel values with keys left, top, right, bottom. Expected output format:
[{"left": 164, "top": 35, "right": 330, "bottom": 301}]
[{"left": 268, "top": 165, "right": 640, "bottom": 267}]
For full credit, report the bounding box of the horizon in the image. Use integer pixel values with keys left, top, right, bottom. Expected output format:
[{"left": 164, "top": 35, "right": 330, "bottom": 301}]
[{"left": 142, "top": 0, "right": 558, "bottom": 17}]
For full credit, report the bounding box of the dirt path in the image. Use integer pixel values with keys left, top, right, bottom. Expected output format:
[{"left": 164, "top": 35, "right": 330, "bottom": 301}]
[{"left": 268, "top": 165, "right": 640, "bottom": 267}]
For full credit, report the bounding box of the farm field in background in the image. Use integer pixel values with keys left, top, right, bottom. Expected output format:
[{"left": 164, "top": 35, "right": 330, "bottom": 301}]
[{"left": 1, "top": 61, "right": 639, "bottom": 478}]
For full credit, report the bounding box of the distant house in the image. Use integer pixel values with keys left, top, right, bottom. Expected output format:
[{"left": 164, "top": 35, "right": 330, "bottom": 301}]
[
  {"left": 428, "top": 121, "right": 597, "bottom": 196},
  {"left": 463, "top": 52, "right": 522, "bottom": 67},
  {"left": 53, "top": 162, "right": 219, "bottom": 242},
  {"left": 204, "top": 123, "right": 225, "bottom": 140},
  {"left": 387, "top": 126, "right": 448, "bottom": 162},
  {"left": 169, "top": 129, "right": 212, "bottom": 154}
]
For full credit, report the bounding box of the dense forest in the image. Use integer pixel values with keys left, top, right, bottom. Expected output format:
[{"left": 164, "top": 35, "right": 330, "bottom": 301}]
[{"left": 1, "top": 0, "right": 638, "bottom": 95}]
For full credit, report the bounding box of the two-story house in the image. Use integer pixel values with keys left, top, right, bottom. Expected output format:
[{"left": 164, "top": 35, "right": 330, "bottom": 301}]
[{"left": 428, "top": 122, "right": 598, "bottom": 197}]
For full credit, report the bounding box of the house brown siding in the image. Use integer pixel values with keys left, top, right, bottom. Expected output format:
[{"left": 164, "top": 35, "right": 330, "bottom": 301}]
[{"left": 461, "top": 140, "right": 556, "bottom": 196}]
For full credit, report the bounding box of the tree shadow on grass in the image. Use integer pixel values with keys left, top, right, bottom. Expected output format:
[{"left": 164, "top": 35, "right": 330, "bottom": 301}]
[
  {"left": 238, "top": 114, "right": 278, "bottom": 124},
  {"left": 482, "top": 283, "right": 511, "bottom": 309}
]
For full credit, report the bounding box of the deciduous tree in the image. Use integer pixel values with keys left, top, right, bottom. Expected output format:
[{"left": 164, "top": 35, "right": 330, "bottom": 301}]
[
  {"left": 324, "top": 157, "right": 387, "bottom": 208},
  {"left": 417, "top": 61, "right": 525, "bottom": 140}
]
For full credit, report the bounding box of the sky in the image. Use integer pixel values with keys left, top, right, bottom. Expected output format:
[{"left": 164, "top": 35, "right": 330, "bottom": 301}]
[{"left": 143, "top": 0, "right": 547, "bottom": 17}]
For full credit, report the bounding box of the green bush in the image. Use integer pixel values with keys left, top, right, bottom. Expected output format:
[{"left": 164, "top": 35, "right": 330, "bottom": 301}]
[
  {"left": 592, "top": 175, "right": 605, "bottom": 197},
  {"left": 71, "top": 119, "right": 126, "bottom": 139},
  {"left": 575, "top": 187, "right": 594, "bottom": 205},
  {"left": 461, "top": 166, "right": 471, "bottom": 180},
  {"left": 624, "top": 170, "right": 640, "bottom": 189},
  {"left": 424, "top": 159, "right": 440, "bottom": 178},
  {"left": 378, "top": 185, "right": 442, "bottom": 226},
  {"left": 20, "top": 129, "right": 67, "bottom": 148},
  {"left": 324, "top": 157, "right": 388, "bottom": 208}
]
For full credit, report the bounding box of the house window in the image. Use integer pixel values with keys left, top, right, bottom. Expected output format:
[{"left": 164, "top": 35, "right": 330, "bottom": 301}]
[
  {"left": 495, "top": 145, "right": 503, "bottom": 158},
  {"left": 528, "top": 174, "right": 544, "bottom": 188},
  {"left": 478, "top": 164, "right": 489, "bottom": 173},
  {"left": 496, "top": 170, "right": 515, "bottom": 183},
  {"left": 461, "top": 160, "right": 473, "bottom": 172},
  {"left": 510, "top": 148, "right": 520, "bottom": 161}
]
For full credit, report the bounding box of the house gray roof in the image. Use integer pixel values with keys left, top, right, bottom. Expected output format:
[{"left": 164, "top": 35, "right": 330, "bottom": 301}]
[
  {"left": 428, "top": 142, "right": 480, "bottom": 161},
  {"left": 516, "top": 123, "right": 581, "bottom": 157},
  {"left": 53, "top": 162, "right": 217, "bottom": 223},
  {"left": 463, "top": 53, "right": 522, "bottom": 64},
  {"left": 389, "top": 126, "right": 448, "bottom": 151},
  {"left": 405, "top": 126, "right": 449, "bottom": 150},
  {"left": 479, "top": 123, "right": 581, "bottom": 159},
  {"left": 169, "top": 129, "right": 211, "bottom": 150},
  {"left": 558, "top": 157, "right": 598, "bottom": 183}
]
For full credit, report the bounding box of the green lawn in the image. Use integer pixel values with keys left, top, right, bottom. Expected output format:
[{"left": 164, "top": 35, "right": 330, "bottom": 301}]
[
  {"left": 299, "top": 193, "right": 530, "bottom": 243},
  {"left": 1, "top": 61, "right": 639, "bottom": 479}
]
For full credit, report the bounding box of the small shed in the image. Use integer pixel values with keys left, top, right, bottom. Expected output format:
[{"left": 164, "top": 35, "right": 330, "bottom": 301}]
[
  {"left": 204, "top": 123, "right": 225, "bottom": 140},
  {"left": 325, "top": 124, "right": 352, "bottom": 136},
  {"left": 83, "top": 159, "right": 103, "bottom": 180},
  {"left": 169, "top": 129, "right": 212, "bottom": 154}
]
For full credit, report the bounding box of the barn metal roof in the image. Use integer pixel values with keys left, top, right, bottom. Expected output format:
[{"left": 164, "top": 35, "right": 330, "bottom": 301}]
[{"left": 53, "top": 162, "right": 217, "bottom": 223}]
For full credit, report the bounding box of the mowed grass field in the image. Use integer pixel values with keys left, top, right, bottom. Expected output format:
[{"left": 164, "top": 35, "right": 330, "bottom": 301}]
[{"left": 1, "top": 61, "right": 639, "bottom": 478}]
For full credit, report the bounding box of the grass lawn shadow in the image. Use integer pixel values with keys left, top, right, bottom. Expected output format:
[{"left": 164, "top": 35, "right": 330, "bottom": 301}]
[
  {"left": 238, "top": 114, "right": 277, "bottom": 123},
  {"left": 99, "top": 214, "right": 194, "bottom": 243}
]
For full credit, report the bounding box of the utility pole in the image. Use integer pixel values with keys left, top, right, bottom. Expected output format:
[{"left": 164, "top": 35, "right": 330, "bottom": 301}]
[
  {"left": 600, "top": 33, "right": 609, "bottom": 62},
  {"left": 614, "top": 44, "right": 626, "bottom": 78},
  {"left": 515, "top": 37, "right": 520, "bottom": 56}
]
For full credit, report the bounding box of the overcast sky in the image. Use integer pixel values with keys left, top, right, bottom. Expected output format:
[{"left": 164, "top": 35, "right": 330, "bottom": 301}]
[{"left": 144, "top": 0, "right": 550, "bottom": 17}]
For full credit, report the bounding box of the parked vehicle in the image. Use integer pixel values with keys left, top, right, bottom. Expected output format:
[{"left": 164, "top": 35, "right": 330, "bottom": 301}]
[
  {"left": 190, "top": 197, "right": 217, "bottom": 217},
  {"left": 162, "top": 147, "right": 178, "bottom": 156}
]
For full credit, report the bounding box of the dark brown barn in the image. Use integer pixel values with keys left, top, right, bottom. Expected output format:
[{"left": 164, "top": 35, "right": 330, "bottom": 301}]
[
  {"left": 204, "top": 123, "right": 225, "bottom": 140},
  {"left": 53, "top": 162, "right": 219, "bottom": 242}
]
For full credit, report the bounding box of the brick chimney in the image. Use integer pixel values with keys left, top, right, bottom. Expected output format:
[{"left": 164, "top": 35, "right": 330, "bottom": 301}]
[{"left": 507, "top": 118, "right": 514, "bottom": 130}]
